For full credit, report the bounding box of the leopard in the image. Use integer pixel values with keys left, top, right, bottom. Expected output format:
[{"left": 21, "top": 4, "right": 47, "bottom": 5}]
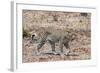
[{"left": 31, "top": 27, "right": 77, "bottom": 55}]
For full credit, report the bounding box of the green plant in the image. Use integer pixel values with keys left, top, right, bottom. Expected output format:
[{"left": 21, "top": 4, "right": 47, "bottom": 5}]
[{"left": 23, "top": 28, "right": 31, "bottom": 38}]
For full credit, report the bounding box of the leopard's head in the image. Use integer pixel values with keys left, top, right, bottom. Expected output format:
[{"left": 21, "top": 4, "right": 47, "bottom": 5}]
[{"left": 31, "top": 28, "right": 48, "bottom": 43}]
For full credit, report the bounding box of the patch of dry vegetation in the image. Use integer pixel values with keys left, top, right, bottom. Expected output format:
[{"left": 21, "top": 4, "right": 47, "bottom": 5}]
[{"left": 22, "top": 10, "right": 91, "bottom": 63}]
